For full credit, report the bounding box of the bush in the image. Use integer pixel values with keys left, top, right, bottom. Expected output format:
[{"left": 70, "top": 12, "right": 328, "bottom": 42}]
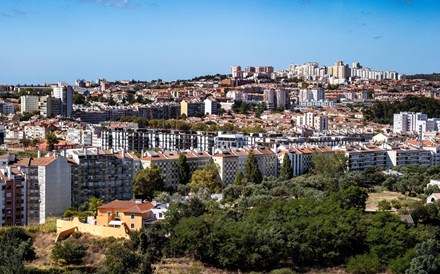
[
  {"left": 347, "top": 253, "right": 380, "bottom": 274},
  {"left": 51, "top": 241, "right": 87, "bottom": 265},
  {"left": 270, "top": 268, "right": 296, "bottom": 274}
]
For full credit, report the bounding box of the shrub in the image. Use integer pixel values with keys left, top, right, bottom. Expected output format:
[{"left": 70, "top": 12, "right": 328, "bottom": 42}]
[
  {"left": 270, "top": 268, "right": 296, "bottom": 274},
  {"left": 51, "top": 241, "right": 87, "bottom": 265},
  {"left": 347, "top": 253, "right": 380, "bottom": 274}
]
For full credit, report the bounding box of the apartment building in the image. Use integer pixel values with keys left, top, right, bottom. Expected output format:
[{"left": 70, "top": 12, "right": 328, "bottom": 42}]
[
  {"left": 52, "top": 82, "right": 73, "bottom": 117},
  {"left": 66, "top": 148, "right": 137, "bottom": 207},
  {"left": 296, "top": 112, "right": 329, "bottom": 131},
  {"left": 275, "top": 145, "right": 334, "bottom": 177},
  {"left": 212, "top": 146, "right": 277, "bottom": 185},
  {"left": 24, "top": 125, "right": 47, "bottom": 140},
  {"left": 20, "top": 95, "right": 40, "bottom": 114},
  {"left": 0, "top": 101, "right": 15, "bottom": 115},
  {"left": 0, "top": 166, "right": 26, "bottom": 226},
  {"left": 100, "top": 127, "right": 217, "bottom": 153},
  {"left": 214, "top": 133, "right": 247, "bottom": 150},
  {"left": 338, "top": 144, "right": 387, "bottom": 172},
  {"left": 66, "top": 128, "right": 93, "bottom": 146},
  {"left": 385, "top": 145, "right": 432, "bottom": 167},
  {"left": 392, "top": 112, "right": 440, "bottom": 134},
  {"left": 407, "top": 139, "right": 440, "bottom": 165},
  {"left": 16, "top": 155, "right": 71, "bottom": 224},
  {"left": 204, "top": 97, "right": 218, "bottom": 115},
  {"left": 141, "top": 149, "right": 211, "bottom": 188},
  {"left": 180, "top": 99, "right": 204, "bottom": 117}
]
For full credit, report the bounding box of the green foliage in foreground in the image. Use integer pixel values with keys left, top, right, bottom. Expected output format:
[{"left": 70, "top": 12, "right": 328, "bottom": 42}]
[
  {"left": 0, "top": 227, "right": 35, "bottom": 273},
  {"left": 51, "top": 241, "right": 87, "bottom": 265}
]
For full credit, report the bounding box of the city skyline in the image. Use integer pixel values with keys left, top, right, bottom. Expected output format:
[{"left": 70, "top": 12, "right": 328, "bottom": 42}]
[{"left": 0, "top": 0, "right": 439, "bottom": 84}]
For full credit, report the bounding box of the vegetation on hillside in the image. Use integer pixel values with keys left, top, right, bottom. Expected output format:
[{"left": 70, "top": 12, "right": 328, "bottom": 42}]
[
  {"left": 363, "top": 96, "right": 440, "bottom": 124},
  {"left": 3, "top": 153, "right": 440, "bottom": 273},
  {"left": 407, "top": 73, "right": 440, "bottom": 81}
]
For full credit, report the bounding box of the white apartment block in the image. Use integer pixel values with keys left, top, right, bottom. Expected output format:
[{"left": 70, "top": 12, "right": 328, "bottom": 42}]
[
  {"left": 20, "top": 95, "right": 40, "bottom": 114},
  {"left": 296, "top": 112, "right": 328, "bottom": 131},
  {"left": 392, "top": 112, "right": 440, "bottom": 134},
  {"left": 24, "top": 125, "right": 47, "bottom": 139},
  {"left": 66, "top": 128, "right": 93, "bottom": 146},
  {"left": 298, "top": 89, "right": 325, "bottom": 102},
  {"left": 204, "top": 97, "right": 218, "bottom": 115},
  {"left": 52, "top": 82, "right": 73, "bottom": 117}
]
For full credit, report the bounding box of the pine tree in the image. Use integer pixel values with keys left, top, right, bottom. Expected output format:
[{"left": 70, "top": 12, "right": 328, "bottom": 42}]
[
  {"left": 177, "top": 153, "right": 191, "bottom": 185},
  {"left": 243, "top": 150, "right": 263, "bottom": 184},
  {"left": 279, "top": 153, "right": 293, "bottom": 180},
  {"left": 233, "top": 171, "right": 244, "bottom": 185}
]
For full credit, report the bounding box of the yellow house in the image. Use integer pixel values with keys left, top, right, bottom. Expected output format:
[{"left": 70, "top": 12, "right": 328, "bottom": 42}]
[{"left": 96, "top": 200, "right": 154, "bottom": 230}]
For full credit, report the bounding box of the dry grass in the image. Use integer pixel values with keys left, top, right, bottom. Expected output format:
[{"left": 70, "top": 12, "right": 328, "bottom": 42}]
[
  {"left": 366, "top": 190, "right": 420, "bottom": 211},
  {"left": 25, "top": 231, "right": 112, "bottom": 270},
  {"left": 153, "top": 258, "right": 353, "bottom": 274},
  {"left": 26, "top": 232, "right": 57, "bottom": 268}
]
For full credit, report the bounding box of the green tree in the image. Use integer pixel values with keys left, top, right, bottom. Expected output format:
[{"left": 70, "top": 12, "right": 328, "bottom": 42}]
[
  {"left": 21, "top": 136, "right": 31, "bottom": 148},
  {"left": 377, "top": 200, "right": 392, "bottom": 211},
  {"left": 233, "top": 171, "right": 244, "bottom": 185},
  {"left": 407, "top": 239, "right": 440, "bottom": 274},
  {"left": 243, "top": 151, "right": 262, "bottom": 184},
  {"left": 133, "top": 164, "right": 165, "bottom": 200},
  {"left": 330, "top": 185, "right": 368, "bottom": 210},
  {"left": 0, "top": 228, "right": 35, "bottom": 274},
  {"left": 126, "top": 93, "right": 135, "bottom": 104},
  {"left": 346, "top": 253, "right": 380, "bottom": 274},
  {"left": 51, "top": 241, "right": 87, "bottom": 265},
  {"left": 104, "top": 242, "right": 142, "bottom": 273},
  {"left": 73, "top": 93, "right": 86, "bottom": 105},
  {"left": 189, "top": 162, "right": 222, "bottom": 193},
  {"left": 279, "top": 153, "right": 293, "bottom": 181},
  {"left": 45, "top": 132, "right": 58, "bottom": 151},
  {"left": 177, "top": 153, "right": 191, "bottom": 185},
  {"left": 310, "top": 152, "right": 347, "bottom": 177},
  {"left": 87, "top": 197, "right": 104, "bottom": 216}
]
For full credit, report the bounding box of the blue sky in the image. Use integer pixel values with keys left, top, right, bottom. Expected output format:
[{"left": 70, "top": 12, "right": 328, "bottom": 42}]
[{"left": 0, "top": 0, "right": 439, "bottom": 84}]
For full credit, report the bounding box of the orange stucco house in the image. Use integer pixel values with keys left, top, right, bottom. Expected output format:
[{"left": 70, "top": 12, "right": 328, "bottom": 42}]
[{"left": 96, "top": 200, "right": 155, "bottom": 230}]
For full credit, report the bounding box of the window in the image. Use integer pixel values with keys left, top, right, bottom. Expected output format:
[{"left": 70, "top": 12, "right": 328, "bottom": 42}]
[
  {"left": 158, "top": 213, "right": 163, "bottom": 218},
  {"left": 130, "top": 223, "right": 135, "bottom": 229},
  {"left": 107, "top": 211, "right": 111, "bottom": 216},
  {"left": 115, "top": 211, "right": 119, "bottom": 217},
  {"left": 131, "top": 214, "right": 134, "bottom": 219}
]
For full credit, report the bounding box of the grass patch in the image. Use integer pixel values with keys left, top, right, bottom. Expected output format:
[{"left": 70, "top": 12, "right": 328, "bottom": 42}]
[{"left": 366, "top": 191, "right": 420, "bottom": 211}]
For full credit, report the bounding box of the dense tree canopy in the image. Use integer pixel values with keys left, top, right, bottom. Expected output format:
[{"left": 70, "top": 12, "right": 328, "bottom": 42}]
[
  {"left": 177, "top": 153, "right": 191, "bottom": 185},
  {"left": 279, "top": 153, "right": 293, "bottom": 181},
  {"left": 243, "top": 151, "right": 263, "bottom": 184},
  {"left": 189, "top": 162, "right": 222, "bottom": 193},
  {"left": 133, "top": 164, "right": 165, "bottom": 200},
  {"left": 363, "top": 96, "right": 440, "bottom": 124}
]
